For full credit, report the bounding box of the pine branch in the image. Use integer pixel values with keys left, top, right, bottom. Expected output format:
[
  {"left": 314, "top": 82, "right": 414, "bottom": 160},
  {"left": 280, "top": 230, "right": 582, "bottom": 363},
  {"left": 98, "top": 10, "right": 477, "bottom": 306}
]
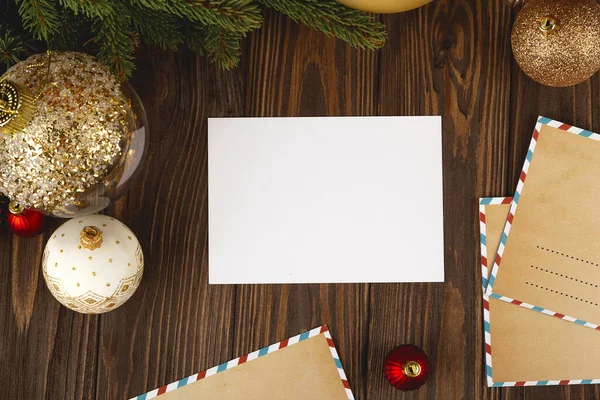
[
  {"left": 51, "top": 7, "right": 84, "bottom": 50},
  {"left": 131, "top": 0, "right": 263, "bottom": 33},
  {"left": 58, "top": 0, "right": 115, "bottom": 18},
  {"left": 180, "top": 21, "right": 205, "bottom": 54},
  {"left": 90, "top": 2, "right": 136, "bottom": 80},
  {"left": 0, "top": 27, "right": 26, "bottom": 69},
  {"left": 15, "top": 0, "right": 60, "bottom": 41},
  {"left": 126, "top": 3, "right": 182, "bottom": 51},
  {"left": 7, "top": 0, "right": 388, "bottom": 78},
  {"left": 258, "top": 0, "right": 386, "bottom": 50},
  {"left": 203, "top": 25, "right": 241, "bottom": 69}
]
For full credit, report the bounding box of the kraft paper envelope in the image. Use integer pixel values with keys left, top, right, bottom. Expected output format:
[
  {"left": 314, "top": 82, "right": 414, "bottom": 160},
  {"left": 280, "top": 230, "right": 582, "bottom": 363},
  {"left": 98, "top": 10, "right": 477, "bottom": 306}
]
[
  {"left": 132, "top": 326, "right": 353, "bottom": 400},
  {"left": 486, "top": 117, "right": 600, "bottom": 328},
  {"left": 479, "top": 197, "right": 600, "bottom": 386},
  {"left": 208, "top": 116, "right": 444, "bottom": 284}
]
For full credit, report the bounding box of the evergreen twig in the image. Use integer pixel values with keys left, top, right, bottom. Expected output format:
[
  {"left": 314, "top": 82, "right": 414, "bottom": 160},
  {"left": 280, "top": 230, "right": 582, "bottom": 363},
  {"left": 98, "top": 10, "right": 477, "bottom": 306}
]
[
  {"left": 2, "top": 0, "right": 388, "bottom": 79},
  {"left": 15, "top": 0, "right": 60, "bottom": 41},
  {"left": 126, "top": 3, "right": 181, "bottom": 51},
  {"left": 258, "top": 0, "right": 386, "bottom": 50},
  {"left": 203, "top": 25, "right": 242, "bottom": 69},
  {"left": 90, "top": 2, "right": 136, "bottom": 80},
  {"left": 0, "top": 28, "right": 26, "bottom": 69},
  {"left": 133, "top": 0, "right": 263, "bottom": 33}
]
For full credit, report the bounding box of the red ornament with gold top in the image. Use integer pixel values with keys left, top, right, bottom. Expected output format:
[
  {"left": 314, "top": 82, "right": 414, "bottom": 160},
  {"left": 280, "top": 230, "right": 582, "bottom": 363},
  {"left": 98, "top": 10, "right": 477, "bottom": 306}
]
[
  {"left": 384, "top": 344, "right": 430, "bottom": 391},
  {"left": 7, "top": 201, "right": 45, "bottom": 237}
]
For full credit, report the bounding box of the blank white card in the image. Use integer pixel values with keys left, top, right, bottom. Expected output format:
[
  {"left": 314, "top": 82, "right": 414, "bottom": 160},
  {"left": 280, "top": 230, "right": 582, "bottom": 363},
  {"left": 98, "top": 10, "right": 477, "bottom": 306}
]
[{"left": 208, "top": 117, "right": 444, "bottom": 284}]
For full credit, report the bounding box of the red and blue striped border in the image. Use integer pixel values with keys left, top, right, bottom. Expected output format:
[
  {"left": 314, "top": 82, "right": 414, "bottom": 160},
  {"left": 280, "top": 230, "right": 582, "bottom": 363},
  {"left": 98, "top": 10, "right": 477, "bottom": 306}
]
[
  {"left": 131, "top": 325, "right": 354, "bottom": 400},
  {"left": 479, "top": 197, "right": 509, "bottom": 387},
  {"left": 483, "top": 117, "right": 600, "bottom": 331},
  {"left": 480, "top": 197, "right": 600, "bottom": 387},
  {"left": 485, "top": 116, "right": 600, "bottom": 296}
]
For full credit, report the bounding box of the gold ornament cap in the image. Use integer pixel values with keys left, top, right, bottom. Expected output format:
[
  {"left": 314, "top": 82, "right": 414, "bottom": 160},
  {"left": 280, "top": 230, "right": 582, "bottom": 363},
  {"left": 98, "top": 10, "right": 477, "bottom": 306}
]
[
  {"left": 539, "top": 16, "right": 558, "bottom": 35},
  {"left": 8, "top": 201, "right": 24, "bottom": 215},
  {"left": 403, "top": 361, "right": 422, "bottom": 378},
  {"left": 80, "top": 226, "right": 103, "bottom": 251},
  {"left": 0, "top": 80, "right": 36, "bottom": 135}
]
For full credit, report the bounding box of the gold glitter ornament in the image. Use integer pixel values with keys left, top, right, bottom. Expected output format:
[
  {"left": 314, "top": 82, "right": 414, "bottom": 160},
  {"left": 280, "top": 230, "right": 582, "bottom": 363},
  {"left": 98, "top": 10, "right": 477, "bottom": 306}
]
[
  {"left": 0, "top": 52, "right": 148, "bottom": 217},
  {"left": 511, "top": 0, "right": 600, "bottom": 87}
]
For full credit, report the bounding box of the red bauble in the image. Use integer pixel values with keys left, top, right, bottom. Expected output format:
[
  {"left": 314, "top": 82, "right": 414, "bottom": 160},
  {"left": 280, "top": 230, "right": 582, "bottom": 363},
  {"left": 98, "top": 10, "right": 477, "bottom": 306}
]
[
  {"left": 384, "top": 344, "right": 430, "bottom": 391},
  {"left": 7, "top": 201, "right": 45, "bottom": 237}
]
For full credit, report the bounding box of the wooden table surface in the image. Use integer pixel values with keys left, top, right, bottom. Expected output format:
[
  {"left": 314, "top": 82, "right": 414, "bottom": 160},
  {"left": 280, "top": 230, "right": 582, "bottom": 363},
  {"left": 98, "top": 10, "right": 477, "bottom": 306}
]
[{"left": 2, "top": 2, "right": 600, "bottom": 399}]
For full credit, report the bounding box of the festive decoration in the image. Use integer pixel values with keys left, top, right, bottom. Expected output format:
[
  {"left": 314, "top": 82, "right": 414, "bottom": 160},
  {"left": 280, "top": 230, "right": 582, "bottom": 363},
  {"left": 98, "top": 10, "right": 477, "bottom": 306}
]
[
  {"left": 384, "top": 344, "right": 430, "bottom": 391},
  {"left": 0, "top": 51, "right": 148, "bottom": 218},
  {"left": 511, "top": 0, "right": 600, "bottom": 87},
  {"left": 337, "top": 0, "right": 432, "bottom": 13},
  {"left": 6, "top": 201, "right": 45, "bottom": 237},
  {"left": 1, "top": 1, "right": 387, "bottom": 79},
  {"left": 42, "top": 214, "right": 143, "bottom": 314}
]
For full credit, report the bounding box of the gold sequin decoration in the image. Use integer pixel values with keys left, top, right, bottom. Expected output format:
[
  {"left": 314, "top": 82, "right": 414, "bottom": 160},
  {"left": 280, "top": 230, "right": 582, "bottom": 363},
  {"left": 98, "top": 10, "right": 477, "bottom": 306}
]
[{"left": 0, "top": 52, "right": 130, "bottom": 212}]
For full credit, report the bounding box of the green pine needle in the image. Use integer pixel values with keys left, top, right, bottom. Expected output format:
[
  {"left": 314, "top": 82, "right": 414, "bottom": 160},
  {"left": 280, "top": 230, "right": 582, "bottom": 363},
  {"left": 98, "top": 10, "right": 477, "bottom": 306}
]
[
  {"left": 127, "top": 4, "right": 182, "bottom": 51},
  {"left": 0, "top": 28, "right": 26, "bottom": 69},
  {"left": 258, "top": 0, "right": 386, "bottom": 50},
  {"left": 4, "top": 0, "right": 388, "bottom": 79},
  {"left": 15, "top": 0, "right": 60, "bottom": 41},
  {"left": 203, "top": 25, "right": 242, "bottom": 69},
  {"left": 91, "top": 2, "right": 136, "bottom": 80}
]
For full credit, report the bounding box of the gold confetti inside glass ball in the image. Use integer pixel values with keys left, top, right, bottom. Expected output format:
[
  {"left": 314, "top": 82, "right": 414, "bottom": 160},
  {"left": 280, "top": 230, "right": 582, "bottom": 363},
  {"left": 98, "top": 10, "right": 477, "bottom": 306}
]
[
  {"left": 0, "top": 51, "right": 148, "bottom": 217},
  {"left": 511, "top": 0, "right": 600, "bottom": 87},
  {"left": 42, "top": 214, "right": 143, "bottom": 314}
]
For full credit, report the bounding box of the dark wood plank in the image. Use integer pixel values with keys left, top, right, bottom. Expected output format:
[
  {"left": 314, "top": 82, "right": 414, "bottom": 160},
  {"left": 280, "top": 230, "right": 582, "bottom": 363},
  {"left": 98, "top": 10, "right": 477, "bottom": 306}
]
[
  {"left": 368, "top": 0, "right": 513, "bottom": 399},
  {"left": 94, "top": 48, "right": 243, "bottom": 399},
  {"left": 235, "top": 9, "right": 377, "bottom": 400},
  {"left": 0, "top": 224, "right": 99, "bottom": 400}
]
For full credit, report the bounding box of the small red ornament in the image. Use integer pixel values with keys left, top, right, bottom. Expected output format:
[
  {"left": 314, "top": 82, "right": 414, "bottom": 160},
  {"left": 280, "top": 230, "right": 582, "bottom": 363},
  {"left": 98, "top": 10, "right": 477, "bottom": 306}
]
[
  {"left": 7, "top": 201, "right": 45, "bottom": 237},
  {"left": 384, "top": 344, "right": 430, "bottom": 391}
]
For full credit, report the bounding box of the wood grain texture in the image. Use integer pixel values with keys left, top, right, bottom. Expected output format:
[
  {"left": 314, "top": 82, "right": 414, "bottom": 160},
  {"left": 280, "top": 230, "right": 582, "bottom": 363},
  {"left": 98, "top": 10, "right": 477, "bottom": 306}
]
[
  {"left": 237, "top": 9, "right": 375, "bottom": 400},
  {"left": 0, "top": 1, "right": 599, "bottom": 399}
]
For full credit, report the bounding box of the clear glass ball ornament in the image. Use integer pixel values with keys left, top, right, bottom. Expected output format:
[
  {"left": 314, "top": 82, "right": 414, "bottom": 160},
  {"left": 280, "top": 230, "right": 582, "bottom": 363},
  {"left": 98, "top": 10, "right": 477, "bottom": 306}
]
[{"left": 0, "top": 51, "right": 148, "bottom": 218}]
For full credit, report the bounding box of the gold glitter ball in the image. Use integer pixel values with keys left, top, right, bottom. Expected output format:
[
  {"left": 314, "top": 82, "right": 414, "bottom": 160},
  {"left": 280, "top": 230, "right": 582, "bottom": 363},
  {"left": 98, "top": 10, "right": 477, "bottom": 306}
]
[
  {"left": 0, "top": 52, "right": 131, "bottom": 214},
  {"left": 511, "top": 0, "right": 600, "bottom": 87}
]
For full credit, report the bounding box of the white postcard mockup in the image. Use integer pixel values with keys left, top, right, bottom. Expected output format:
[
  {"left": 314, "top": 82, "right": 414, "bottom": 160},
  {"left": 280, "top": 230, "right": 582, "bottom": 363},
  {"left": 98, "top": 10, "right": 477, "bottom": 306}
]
[{"left": 208, "top": 116, "right": 444, "bottom": 284}]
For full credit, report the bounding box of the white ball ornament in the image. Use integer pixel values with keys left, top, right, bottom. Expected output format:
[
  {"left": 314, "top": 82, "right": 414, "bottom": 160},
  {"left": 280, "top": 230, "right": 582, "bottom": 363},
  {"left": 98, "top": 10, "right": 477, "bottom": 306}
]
[{"left": 42, "top": 214, "right": 144, "bottom": 314}]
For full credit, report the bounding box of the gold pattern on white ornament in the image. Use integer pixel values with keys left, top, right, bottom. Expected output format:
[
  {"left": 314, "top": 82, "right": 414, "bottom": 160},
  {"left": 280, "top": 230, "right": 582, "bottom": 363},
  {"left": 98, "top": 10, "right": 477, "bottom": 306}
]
[{"left": 42, "top": 214, "right": 144, "bottom": 314}]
